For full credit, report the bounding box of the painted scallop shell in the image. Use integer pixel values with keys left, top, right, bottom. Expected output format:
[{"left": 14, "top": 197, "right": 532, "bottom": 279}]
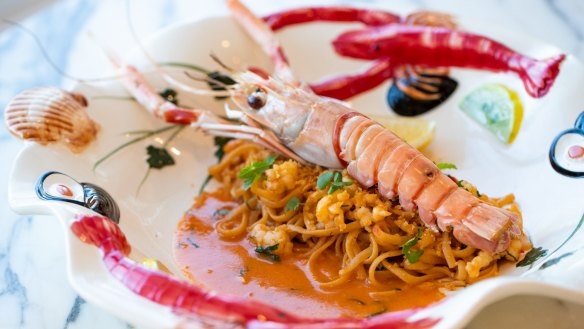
[{"left": 4, "top": 87, "right": 99, "bottom": 153}]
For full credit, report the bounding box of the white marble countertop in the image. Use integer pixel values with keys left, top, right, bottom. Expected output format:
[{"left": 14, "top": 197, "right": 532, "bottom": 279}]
[{"left": 1, "top": 1, "right": 584, "bottom": 328}]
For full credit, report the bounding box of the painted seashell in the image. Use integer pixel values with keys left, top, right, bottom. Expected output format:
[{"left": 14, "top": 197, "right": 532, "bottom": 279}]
[
  {"left": 36, "top": 171, "right": 121, "bottom": 223},
  {"left": 4, "top": 87, "right": 99, "bottom": 153}
]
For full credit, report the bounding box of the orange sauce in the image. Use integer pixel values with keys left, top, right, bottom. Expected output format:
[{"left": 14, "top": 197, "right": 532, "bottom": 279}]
[{"left": 173, "top": 189, "right": 444, "bottom": 318}]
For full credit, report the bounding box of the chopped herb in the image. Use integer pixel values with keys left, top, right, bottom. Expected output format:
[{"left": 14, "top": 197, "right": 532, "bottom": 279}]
[
  {"left": 93, "top": 125, "right": 178, "bottom": 170},
  {"left": 285, "top": 196, "right": 301, "bottom": 212},
  {"left": 255, "top": 243, "right": 280, "bottom": 262},
  {"left": 402, "top": 229, "right": 424, "bottom": 264},
  {"left": 159, "top": 88, "right": 178, "bottom": 105},
  {"left": 214, "top": 136, "right": 233, "bottom": 161},
  {"left": 239, "top": 267, "right": 249, "bottom": 276},
  {"left": 317, "top": 171, "right": 334, "bottom": 190},
  {"left": 207, "top": 71, "right": 237, "bottom": 100},
  {"left": 317, "top": 171, "right": 353, "bottom": 194},
  {"left": 146, "top": 145, "right": 175, "bottom": 169},
  {"left": 213, "top": 208, "right": 231, "bottom": 220},
  {"left": 198, "top": 175, "right": 212, "bottom": 195},
  {"left": 516, "top": 246, "right": 548, "bottom": 267},
  {"left": 185, "top": 237, "right": 199, "bottom": 249},
  {"left": 238, "top": 155, "right": 277, "bottom": 189},
  {"left": 436, "top": 162, "right": 458, "bottom": 170},
  {"left": 456, "top": 179, "right": 464, "bottom": 188}
]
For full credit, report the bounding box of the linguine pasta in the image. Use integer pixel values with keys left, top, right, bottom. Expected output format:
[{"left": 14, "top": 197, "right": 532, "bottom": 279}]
[{"left": 208, "top": 140, "right": 532, "bottom": 291}]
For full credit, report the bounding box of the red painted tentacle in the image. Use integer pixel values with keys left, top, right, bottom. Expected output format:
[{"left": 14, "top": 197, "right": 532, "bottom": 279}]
[
  {"left": 71, "top": 215, "right": 305, "bottom": 324},
  {"left": 310, "top": 58, "right": 394, "bottom": 100},
  {"left": 264, "top": 7, "right": 401, "bottom": 31},
  {"left": 70, "top": 217, "right": 440, "bottom": 328}
]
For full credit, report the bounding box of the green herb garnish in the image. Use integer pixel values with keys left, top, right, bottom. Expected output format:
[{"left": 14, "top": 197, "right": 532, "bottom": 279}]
[
  {"left": 146, "top": 145, "right": 175, "bottom": 169},
  {"left": 159, "top": 88, "right": 178, "bottom": 105},
  {"left": 317, "top": 171, "right": 353, "bottom": 194},
  {"left": 213, "top": 208, "right": 231, "bottom": 220},
  {"left": 255, "top": 243, "right": 280, "bottom": 262},
  {"left": 238, "top": 155, "right": 277, "bottom": 189},
  {"left": 285, "top": 196, "right": 301, "bottom": 212},
  {"left": 436, "top": 162, "right": 458, "bottom": 170},
  {"left": 207, "top": 71, "right": 237, "bottom": 100},
  {"left": 160, "top": 62, "right": 236, "bottom": 100},
  {"left": 317, "top": 171, "right": 334, "bottom": 190},
  {"left": 93, "top": 125, "right": 178, "bottom": 170},
  {"left": 517, "top": 246, "right": 548, "bottom": 267},
  {"left": 402, "top": 229, "right": 424, "bottom": 264}
]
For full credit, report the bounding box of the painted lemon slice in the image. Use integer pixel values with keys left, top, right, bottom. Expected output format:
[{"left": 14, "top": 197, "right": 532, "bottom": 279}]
[{"left": 459, "top": 84, "right": 523, "bottom": 144}]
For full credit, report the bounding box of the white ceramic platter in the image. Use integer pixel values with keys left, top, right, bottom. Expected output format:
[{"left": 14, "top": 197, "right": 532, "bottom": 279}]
[{"left": 8, "top": 12, "right": 584, "bottom": 329}]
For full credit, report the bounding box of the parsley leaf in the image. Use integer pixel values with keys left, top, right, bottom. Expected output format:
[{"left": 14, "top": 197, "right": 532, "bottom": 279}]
[
  {"left": 207, "top": 71, "right": 237, "bottom": 100},
  {"left": 517, "top": 246, "right": 548, "bottom": 267},
  {"left": 436, "top": 162, "right": 458, "bottom": 170},
  {"left": 146, "top": 145, "right": 175, "bottom": 169},
  {"left": 159, "top": 88, "right": 178, "bottom": 105},
  {"left": 402, "top": 229, "right": 424, "bottom": 264},
  {"left": 255, "top": 243, "right": 281, "bottom": 262},
  {"left": 238, "top": 155, "right": 277, "bottom": 189},
  {"left": 317, "top": 171, "right": 353, "bottom": 194},
  {"left": 285, "top": 196, "right": 301, "bottom": 212},
  {"left": 317, "top": 171, "right": 334, "bottom": 190}
]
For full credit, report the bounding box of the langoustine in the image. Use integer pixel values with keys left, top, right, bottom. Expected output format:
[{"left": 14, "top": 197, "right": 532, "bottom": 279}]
[
  {"left": 93, "top": 0, "right": 532, "bottom": 255},
  {"left": 219, "top": 0, "right": 523, "bottom": 253}
]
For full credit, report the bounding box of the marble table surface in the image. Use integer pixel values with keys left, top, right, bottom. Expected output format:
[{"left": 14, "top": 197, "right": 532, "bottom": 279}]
[{"left": 1, "top": 0, "right": 584, "bottom": 328}]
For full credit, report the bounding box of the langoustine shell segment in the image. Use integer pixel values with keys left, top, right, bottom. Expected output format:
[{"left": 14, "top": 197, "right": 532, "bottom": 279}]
[{"left": 4, "top": 87, "right": 99, "bottom": 153}]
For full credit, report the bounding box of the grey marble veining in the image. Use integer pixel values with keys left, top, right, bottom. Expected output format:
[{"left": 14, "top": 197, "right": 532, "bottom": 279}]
[{"left": 1, "top": 1, "right": 584, "bottom": 328}]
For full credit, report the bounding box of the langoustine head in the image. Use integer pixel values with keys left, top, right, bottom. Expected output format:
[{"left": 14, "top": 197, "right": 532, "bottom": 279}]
[{"left": 225, "top": 70, "right": 321, "bottom": 144}]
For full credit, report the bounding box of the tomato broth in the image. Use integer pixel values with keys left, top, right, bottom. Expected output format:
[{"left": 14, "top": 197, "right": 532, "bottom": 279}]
[{"left": 173, "top": 190, "right": 443, "bottom": 318}]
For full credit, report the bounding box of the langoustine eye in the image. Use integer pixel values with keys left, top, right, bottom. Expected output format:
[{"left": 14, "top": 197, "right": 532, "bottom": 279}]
[{"left": 247, "top": 87, "right": 267, "bottom": 110}]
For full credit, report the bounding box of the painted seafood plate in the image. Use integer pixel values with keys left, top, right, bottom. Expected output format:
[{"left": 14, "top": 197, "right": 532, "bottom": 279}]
[{"left": 7, "top": 9, "right": 584, "bottom": 329}]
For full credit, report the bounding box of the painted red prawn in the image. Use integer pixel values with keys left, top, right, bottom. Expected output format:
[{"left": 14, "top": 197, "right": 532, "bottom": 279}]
[{"left": 262, "top": 6, "right": 565, "bottom": 100}]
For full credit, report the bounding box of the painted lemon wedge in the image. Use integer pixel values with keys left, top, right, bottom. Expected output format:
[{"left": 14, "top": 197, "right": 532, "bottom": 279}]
[
  {"left": 459, "top": 84, "right": 523, "bottom": 144},
  {"left": 369, "top": 115, "right": 436, "bottom": 149}
]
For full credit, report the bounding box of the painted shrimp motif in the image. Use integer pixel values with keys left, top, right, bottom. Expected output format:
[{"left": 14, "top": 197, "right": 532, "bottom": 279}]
[{"left": 263, "top": 6, "right": 565, "bottom": 100}]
